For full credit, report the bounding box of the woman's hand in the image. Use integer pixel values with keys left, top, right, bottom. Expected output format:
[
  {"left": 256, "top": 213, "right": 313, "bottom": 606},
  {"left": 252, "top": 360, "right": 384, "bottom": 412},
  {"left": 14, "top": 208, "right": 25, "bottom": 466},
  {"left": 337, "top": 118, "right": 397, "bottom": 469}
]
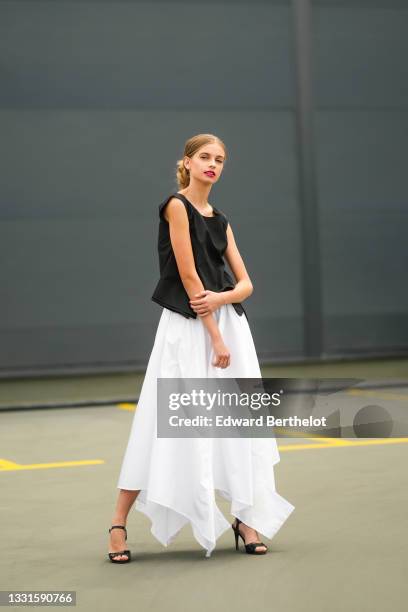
[
  {"left": 189, "top": 290, "right": 225, "bottom": 316},
  {"left": 211, "top": 336, "right": 231, "bottom": 369}
]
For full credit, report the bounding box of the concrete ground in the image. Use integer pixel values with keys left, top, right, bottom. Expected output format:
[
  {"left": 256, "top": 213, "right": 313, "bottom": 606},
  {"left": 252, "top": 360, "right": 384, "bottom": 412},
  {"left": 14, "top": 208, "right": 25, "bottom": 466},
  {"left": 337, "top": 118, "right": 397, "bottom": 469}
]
[{"left": 1, "top": 358, "right": 408, "bottom": 611}]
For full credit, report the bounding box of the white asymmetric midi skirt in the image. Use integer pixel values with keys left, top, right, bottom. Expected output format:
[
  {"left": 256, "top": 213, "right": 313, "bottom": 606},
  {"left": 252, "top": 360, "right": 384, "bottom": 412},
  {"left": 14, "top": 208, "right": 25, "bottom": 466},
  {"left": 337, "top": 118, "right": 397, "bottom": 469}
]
[{"left": 117, "top": 303, "right": 295, "bottom": 557}]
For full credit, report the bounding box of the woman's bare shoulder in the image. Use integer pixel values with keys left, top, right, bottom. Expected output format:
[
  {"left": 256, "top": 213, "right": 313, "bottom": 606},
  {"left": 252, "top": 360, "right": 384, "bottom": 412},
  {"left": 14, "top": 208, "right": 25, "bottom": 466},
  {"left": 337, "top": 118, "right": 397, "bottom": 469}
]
[{"left": 161, "top": 196, "right": 188, "bottom": 223}]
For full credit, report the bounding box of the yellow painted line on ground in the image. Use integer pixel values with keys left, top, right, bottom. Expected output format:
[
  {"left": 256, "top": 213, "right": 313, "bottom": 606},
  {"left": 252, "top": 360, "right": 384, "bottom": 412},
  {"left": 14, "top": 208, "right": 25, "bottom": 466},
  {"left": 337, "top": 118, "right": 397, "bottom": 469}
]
[
  {"left": 347, "top": 389, "right": 408, "bottom": 402},
  {"left": 0, "top": 459, "right": 105, "bottom": 472},
  {"left": 2, "top": 437, "right": 407, "bottom": 473},
  {"left": 117, "top": 403, "right": 137, "bottom": 411},
  {"left": 0, "top": 459, "right": 21, "bottom": 469},
  {"left": 273, "top": 431, "right": 364, "bottom": 445},
  {"left": 306, "top": 437, "right": 352, "bottom": 446},
  {"left": 278, "top": 442, "right": 339, "bottom": 451},
  {"left": 278, "top": 437, "right": 408, "bottom": 451}
]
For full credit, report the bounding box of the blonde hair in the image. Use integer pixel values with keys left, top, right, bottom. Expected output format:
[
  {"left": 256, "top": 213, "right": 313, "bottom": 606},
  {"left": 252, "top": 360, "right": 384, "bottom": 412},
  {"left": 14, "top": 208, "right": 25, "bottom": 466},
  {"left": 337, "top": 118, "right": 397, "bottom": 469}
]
[{"left": 175, "top": 133, "right": 227, "bottom": 189}]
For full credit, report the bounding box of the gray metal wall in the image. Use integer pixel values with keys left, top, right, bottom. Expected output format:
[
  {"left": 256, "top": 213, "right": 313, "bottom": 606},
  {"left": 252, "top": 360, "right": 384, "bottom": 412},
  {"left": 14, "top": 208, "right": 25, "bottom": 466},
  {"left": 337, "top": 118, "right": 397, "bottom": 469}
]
[{"left": 0, "top": 0, "right": 407, "bottom": 376}]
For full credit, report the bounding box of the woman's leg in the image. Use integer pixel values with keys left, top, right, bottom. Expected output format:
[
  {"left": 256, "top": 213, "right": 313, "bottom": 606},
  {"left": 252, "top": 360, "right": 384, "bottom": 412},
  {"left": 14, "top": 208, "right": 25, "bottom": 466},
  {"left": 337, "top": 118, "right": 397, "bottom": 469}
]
[{"left": 108, "top": 489, "right": 140, "bottom": 560}]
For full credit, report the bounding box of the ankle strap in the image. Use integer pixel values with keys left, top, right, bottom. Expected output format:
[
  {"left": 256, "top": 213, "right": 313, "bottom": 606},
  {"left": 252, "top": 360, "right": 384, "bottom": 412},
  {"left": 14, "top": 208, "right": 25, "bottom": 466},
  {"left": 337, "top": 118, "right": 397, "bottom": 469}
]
[{"left": 109, "top": 525, "right": 127, "bottom": 533}]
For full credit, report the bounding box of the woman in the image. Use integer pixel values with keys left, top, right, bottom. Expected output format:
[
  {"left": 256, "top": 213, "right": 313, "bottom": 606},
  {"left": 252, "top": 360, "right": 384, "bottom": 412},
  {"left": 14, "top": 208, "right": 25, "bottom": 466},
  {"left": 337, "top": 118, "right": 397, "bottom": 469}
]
[{"left": 107, "top": 133, "right": 295, "bottom": 562}]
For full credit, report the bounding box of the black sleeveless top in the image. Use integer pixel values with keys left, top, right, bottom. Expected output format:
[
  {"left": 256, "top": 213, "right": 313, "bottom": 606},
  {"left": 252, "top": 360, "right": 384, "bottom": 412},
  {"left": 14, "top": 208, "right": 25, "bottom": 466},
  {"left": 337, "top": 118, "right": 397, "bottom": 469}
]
[{"left": 151, "top": 192, "right": 247, "bottom": 320}]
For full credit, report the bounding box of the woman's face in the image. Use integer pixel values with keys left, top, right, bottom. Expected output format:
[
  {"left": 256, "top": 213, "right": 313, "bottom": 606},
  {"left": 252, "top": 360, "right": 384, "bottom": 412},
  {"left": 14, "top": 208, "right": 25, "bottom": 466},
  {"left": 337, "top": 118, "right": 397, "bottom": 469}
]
[{"left": 184, "top": 143, "right": 226, "bottom": 184}]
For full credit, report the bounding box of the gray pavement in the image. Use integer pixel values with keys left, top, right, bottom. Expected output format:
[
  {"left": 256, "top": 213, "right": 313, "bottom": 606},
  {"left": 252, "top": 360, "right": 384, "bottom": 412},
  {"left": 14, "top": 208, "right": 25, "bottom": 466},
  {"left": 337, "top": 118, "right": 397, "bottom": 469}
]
[
  {"left": 1, "top": 360, "right": 408, "bottom": 611},
  {"left": 1, "top": 409, "right": 407, "bottom": 610}
]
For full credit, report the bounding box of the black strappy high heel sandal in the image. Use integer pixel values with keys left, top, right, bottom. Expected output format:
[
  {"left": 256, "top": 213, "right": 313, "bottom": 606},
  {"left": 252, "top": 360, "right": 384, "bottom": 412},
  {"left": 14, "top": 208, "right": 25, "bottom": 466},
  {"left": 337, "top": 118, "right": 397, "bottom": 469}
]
[
  {"left": 108, "top": 525, "right": 131, "bottom": 563},
  {"left": 231, "top": 518, "right": 268, "bottom": 555}
]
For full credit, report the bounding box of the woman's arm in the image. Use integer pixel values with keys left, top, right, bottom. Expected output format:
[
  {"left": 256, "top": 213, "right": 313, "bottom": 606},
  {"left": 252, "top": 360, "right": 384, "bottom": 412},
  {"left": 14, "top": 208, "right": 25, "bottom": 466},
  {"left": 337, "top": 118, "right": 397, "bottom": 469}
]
[
  {"left": 219, "top": 222, "right": 253, "bottom": 306},
  {"left": 164, "top": 198, "right": 223, "bottom": 341}
]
